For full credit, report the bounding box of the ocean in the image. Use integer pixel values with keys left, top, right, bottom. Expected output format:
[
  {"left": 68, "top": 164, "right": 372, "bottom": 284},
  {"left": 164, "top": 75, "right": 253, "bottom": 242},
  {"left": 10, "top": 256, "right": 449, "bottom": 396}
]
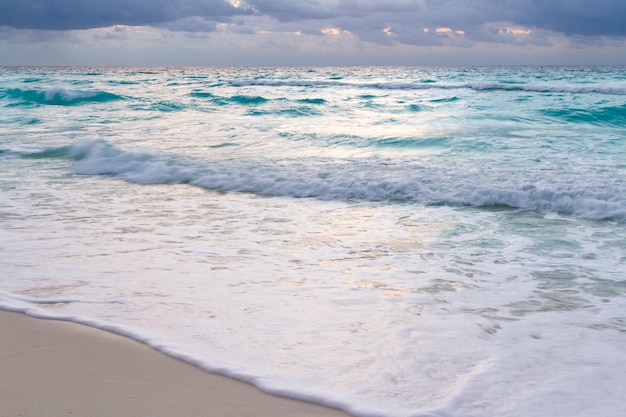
[{"left": 1, "top": 66, "right": 625, "bottom": 417}]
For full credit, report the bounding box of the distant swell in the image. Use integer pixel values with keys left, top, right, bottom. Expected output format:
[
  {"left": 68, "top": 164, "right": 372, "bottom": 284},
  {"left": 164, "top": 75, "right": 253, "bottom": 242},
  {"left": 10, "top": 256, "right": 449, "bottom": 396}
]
[
  {"left": 18, "top": 139, "right": 626, "bottom": 222},
  {"left": 1, "top": 87, "right": 123, "bottom": 106},
  {"left": 231, "top": 80, "right": 626, "bottom": 96}
]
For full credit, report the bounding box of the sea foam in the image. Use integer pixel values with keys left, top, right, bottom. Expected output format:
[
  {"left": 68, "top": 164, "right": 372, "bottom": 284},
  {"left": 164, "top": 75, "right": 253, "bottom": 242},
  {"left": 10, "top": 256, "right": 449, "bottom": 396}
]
[{"left": 16, "top": 139, "right": 626, "bottom": 221}]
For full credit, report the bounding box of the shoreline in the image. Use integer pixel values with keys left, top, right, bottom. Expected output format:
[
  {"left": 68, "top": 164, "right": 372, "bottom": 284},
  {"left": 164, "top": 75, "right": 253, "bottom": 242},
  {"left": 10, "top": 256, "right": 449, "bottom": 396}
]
[{"left": 0, "top": 310, "right": 353, "bottom": 417}]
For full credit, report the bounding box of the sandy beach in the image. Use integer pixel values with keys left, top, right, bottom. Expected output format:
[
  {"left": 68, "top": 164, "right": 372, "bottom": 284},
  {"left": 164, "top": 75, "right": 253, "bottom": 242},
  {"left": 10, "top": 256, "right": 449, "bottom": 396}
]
[{"left": 0, "top": 310, "right": 353, "bottom": 417}]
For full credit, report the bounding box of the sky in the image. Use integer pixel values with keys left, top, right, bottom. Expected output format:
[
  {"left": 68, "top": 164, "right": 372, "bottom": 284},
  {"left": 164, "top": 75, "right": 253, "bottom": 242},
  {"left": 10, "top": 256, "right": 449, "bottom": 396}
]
[{"left": 1, "top": 0, "right": 626, "bottom": 66}]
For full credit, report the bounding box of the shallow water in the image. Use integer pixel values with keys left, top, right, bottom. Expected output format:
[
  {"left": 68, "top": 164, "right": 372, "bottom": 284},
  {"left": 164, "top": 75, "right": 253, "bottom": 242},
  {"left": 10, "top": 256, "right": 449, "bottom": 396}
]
[{"left": 1, "top": 66, "right": 625, "bottom": 417}]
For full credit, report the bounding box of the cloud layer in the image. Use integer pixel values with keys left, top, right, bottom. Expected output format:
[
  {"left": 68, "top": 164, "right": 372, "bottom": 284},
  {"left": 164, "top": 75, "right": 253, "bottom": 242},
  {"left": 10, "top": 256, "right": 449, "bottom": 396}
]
[
  {"left": 1, "top": 0, "right": 625, "bottom": 66},
  {"left": 2, "top": 0, "right": 626, "bottom": 39},
  {"left": 0, "top": 0, "right": 248, "bottom": 30}
]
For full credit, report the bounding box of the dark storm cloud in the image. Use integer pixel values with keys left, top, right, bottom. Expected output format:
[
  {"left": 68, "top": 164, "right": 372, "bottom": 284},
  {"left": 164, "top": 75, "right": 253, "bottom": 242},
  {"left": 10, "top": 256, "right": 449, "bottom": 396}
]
[
  {"left": 248, "top": 0, "right": 626, "bottom": 39},
  {"left": 418, "top": 0, "right": 626, "bottom": 37},
  {"left": 1, "top": 0, "right": 625, "bottom": 40},
  {"left": 512, "top": 0, "right": 626, "bottom": 37},
  {"left": 0, "top": 0, "right": 249, "bottom": 30}
]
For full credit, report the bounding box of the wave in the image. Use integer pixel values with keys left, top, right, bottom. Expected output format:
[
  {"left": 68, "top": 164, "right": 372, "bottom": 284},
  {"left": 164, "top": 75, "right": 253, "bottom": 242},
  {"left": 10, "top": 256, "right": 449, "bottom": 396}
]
[
  {"left": 16, "top": 139, "right": 626, "bottom": 222},
  {"left": 189, "top": 91, "right": 269, "bottom": 106},
  {"left": 247, "top": 107, "right": 321, "bottom": 117},
  {"left": 231, "top": 80, "right": 626, "bottom": 96},
  {"left": 230, "top": 95, "right": 269, "bottom": 105},
  {"left": 430, "top": 96, "right": 460, "bottom": 103},
  {"left": 130, "top": 100, "right": 185, "bottom": 112},
  {"left": 373, "top": 136, "right": 451, "bottom": 149},
  {"left": 1, "top": 87, "right": 123, "bottom": 106},
  {"left": 298, "top": 98, "right": 327, "bottom": 105},
  {"left": 541, "top": 104, "right": 626, "bottom": 126},
  {"left": 189, "top": 92, "right": 322, "bottom": 115}
]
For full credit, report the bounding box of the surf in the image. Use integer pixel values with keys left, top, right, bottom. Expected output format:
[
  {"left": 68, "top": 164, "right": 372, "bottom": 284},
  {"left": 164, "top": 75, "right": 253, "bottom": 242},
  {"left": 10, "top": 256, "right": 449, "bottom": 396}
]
[
  {"left": 13, "top": 138, "right": 626, "bottom": 221},
  {"left": 1, "top": 87, "right": 124, "bottom": 106}
]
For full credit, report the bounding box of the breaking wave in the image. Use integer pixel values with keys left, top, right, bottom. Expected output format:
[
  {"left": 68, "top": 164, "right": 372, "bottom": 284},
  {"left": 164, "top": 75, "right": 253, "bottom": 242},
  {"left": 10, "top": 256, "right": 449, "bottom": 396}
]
[
  {"left": 17, "top": 139, "right": 626, "bottom": 221},
  {"left": 1, "top": 87, "right": 123, "bottom": 106}
]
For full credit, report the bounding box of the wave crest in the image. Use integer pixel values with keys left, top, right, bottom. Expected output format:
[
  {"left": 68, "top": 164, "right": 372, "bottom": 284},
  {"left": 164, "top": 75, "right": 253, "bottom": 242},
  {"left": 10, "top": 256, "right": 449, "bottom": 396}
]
[
  {"left": 541, "top": 104, "right": 626, "bottom": 126},
  {"left": 17, "top": 139, "right": 626, "bottom": 222},
  {"left": 1, "top": 87, "right": 123, "bottom": 106}
]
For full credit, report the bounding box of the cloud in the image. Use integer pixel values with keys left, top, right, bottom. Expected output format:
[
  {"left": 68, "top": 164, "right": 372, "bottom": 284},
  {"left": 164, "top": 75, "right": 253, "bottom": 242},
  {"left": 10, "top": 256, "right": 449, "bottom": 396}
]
[
  {"left": 163, "top": 17, "right": 218, "bottom": 33},
  {"left": 429, "top": 1, "right": 626, "bottom": 37},
  {"left": 0, "top": 0, "right": 250, "bottom": 30},
  {"left": 512, "top": 0, "right": 626, "bottom": 37},
  {"left": 2, "top": 0, "right": 626, "bottom": 40},
  {"left": 241, "top": 0, "right": 626, "bottom": 49},
  {"left": 1, "top": 0, "right": 626, "bottom": 66}
]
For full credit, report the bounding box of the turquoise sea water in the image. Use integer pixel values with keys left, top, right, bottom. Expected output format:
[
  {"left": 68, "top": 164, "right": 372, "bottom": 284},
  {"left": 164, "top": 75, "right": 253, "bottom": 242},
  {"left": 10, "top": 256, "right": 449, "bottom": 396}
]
[{"left": 1, "top": 66, "right": 625, "bottom": 417}]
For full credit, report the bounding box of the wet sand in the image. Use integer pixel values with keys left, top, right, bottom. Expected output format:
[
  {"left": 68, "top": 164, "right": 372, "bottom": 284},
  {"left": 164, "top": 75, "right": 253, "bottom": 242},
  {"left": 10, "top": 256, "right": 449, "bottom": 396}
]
[{"left": 0, "top": 310, "right": 353, "bottom": 417}]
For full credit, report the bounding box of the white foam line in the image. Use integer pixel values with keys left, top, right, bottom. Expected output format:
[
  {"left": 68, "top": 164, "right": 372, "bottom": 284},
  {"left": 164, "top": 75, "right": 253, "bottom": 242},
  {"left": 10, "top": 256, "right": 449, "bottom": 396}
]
[{"left": 0, "top": 289, "right": 384, "bottom": 417}]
